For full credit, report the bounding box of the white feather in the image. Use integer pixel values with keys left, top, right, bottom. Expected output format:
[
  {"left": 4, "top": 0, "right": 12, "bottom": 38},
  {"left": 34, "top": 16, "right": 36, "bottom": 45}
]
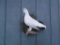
[{"left": 23, "top": 8, "right": 46, "bottom": 31}]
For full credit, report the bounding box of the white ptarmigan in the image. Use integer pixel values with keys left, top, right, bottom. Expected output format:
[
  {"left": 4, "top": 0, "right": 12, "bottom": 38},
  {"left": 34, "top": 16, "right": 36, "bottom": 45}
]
[{"left": 23, "top": 8, "right": 46, "bottom": 35}]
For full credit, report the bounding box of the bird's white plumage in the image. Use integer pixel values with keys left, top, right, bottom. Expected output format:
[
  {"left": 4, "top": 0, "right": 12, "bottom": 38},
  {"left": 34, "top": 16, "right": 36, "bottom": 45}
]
[{"left": 23, "top": 8, "right": 46, "bottom": 32}]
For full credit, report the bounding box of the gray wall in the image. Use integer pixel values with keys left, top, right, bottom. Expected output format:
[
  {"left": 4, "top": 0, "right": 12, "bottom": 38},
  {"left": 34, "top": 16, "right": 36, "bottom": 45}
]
[{"left": 0, "top": 0, "right": 60, "bottom": 45}]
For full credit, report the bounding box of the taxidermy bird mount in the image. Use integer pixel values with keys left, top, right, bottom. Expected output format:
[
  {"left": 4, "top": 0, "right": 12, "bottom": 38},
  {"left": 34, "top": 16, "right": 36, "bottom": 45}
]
[{"left": 23, "top": 8, "right": 46, "bottom": 35}]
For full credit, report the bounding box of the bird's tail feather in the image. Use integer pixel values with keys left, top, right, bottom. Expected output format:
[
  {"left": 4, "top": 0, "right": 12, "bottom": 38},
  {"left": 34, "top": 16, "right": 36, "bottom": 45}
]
[{"left": 37, "top": 23, "right": 46, "bottom": 30}]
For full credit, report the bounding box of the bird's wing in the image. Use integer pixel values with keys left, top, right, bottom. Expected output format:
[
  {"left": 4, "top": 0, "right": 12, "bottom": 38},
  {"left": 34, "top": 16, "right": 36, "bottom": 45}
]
[
  {"left": 38, "top": 21, "right": 45, "bottom": 24},
  {"left": 29, "top": 15, "right": 46, "bottom": 28}
]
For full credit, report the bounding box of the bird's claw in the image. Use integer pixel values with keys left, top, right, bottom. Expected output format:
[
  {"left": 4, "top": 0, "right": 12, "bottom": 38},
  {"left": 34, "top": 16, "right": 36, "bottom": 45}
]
[{"left": 26, "top": 31, "right": 37, "bottom": 35}]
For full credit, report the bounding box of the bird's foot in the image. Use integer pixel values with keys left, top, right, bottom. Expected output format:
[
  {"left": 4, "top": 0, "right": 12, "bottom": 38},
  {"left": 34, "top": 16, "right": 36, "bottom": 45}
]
[{"left": 26, "top": 31, "right": 37, "bottom": 35}]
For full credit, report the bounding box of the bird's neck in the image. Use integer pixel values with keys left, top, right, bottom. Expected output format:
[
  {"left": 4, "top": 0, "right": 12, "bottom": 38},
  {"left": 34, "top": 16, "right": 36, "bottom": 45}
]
[{"left": 25, "top": 12, "right": 29, "bottom": 16}]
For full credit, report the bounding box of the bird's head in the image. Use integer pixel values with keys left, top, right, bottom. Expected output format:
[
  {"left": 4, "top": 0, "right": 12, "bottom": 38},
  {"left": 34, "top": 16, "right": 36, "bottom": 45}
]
[{"left": 23, "top": 8, "right": 29, "bottom": 14}]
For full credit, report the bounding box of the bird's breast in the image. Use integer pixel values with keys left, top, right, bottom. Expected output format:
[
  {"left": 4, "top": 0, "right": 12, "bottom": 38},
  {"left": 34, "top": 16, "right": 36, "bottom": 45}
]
[{"left": 24, "top": 15, "right": 31, "bottom": 26}]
